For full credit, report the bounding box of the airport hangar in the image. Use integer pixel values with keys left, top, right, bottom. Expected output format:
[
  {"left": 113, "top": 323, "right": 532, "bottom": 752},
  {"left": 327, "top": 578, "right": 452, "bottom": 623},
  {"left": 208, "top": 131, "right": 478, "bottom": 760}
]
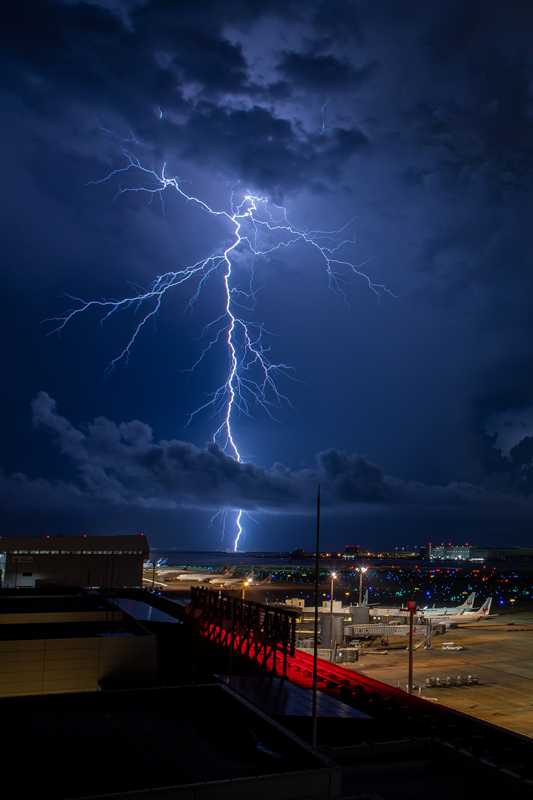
[{"left": 0, "top": 534, "right": 149, "bottom": 589}]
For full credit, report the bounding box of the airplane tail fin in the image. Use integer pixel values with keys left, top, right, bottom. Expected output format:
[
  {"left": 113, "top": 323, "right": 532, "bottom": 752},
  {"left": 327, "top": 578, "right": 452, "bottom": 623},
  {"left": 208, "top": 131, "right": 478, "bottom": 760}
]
[
  {"left": 261, "top": 574, "right": 272, "bottom": 585},
  {"left": 481, "top": 597, "right": 492, "bottom": 615},
  {"left": 222, "top": 562, "right": 231, "bottom": 571},
  {"left": 361, "top": 589, "right": 369, "bottom": 606}
]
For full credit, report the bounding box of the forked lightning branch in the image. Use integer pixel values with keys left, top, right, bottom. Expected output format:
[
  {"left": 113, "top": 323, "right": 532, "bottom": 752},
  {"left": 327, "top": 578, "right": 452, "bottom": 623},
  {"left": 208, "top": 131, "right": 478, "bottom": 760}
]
[{"left": 48, "top": 152, "right": 391, "bottom": 550}]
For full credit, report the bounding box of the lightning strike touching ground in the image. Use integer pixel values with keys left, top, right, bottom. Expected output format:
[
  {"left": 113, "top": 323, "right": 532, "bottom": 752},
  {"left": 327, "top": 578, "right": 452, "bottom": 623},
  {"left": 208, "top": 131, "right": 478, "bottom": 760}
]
[{"left": 47, "top": 151, "right": 392, "bottom": 550}]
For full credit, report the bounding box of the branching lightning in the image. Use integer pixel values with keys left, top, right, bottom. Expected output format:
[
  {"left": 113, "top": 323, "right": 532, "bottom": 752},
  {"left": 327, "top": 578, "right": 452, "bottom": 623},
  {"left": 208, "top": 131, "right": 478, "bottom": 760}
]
[{"left": 48, "top": 151, "right": 392, "bottom": 550}]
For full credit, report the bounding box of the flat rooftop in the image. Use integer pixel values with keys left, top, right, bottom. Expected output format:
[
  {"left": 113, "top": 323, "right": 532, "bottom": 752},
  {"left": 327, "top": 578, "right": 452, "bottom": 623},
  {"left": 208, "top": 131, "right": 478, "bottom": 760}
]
[
  {"left": 220, "top": 675, "right": 371, "bottom": 719},
  {"left": 0, "top": 684, "right": 335, "bottom": 799},
  {"left": 0, "top": 594, "right": 113, "bottom": 615},
  {"left": 0, "top": 620, "right": 150, "bottom": 640}
]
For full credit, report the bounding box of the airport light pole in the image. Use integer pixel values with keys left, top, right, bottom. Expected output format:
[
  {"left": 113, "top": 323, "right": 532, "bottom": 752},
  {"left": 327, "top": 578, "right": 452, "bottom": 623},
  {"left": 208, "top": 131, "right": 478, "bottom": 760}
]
[
  {"left": 330, "top": 573, "right": 337, "bottom": 614},
  {"left": 407, "top": 600, "right": 417, "bottom": 694},
  {"left": 312, "top": 486, "right": 321, "bottom": 749},
  {"left": 329, "top": 572, "right": 337, "bottom": 662},
  {"left": 358, "top": 566, "right": 367, "bottom": 605}
]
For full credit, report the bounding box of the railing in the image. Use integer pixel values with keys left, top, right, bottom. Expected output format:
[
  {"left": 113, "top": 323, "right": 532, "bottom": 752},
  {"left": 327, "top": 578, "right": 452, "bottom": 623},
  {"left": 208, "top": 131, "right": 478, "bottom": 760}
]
[{"left": 187, "top": 587, "right": 299, "bottom": 676}]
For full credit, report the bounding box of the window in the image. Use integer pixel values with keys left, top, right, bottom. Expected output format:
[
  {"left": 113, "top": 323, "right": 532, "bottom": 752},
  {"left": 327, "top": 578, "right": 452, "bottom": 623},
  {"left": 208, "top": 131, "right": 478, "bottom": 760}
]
[{"left": 22, "top": 572, "right": 33, "bottom": 577}]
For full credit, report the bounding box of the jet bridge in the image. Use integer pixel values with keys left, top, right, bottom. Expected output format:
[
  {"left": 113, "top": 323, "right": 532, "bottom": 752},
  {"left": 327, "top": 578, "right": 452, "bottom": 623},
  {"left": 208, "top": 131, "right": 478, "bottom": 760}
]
[{"left": 346, "top": 622, "right": 435, "bottom": 647}]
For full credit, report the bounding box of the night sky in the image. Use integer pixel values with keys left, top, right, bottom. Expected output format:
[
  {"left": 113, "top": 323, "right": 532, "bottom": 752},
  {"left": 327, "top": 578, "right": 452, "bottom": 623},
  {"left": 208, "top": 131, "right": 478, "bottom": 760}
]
[{"left": 2, "top": 1, "right": 533, "bottom": 552}]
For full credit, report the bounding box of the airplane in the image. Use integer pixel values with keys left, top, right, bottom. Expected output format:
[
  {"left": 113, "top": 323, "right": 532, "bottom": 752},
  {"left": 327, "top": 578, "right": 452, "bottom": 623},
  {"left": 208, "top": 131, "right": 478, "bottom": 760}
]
[
  {"left": 427, "top": 597, "right": 495, "bottom": 627},
  {"left": 370, "top": 592, "right": 478, "bottom": 618},
  {"left": 210, "top": 571, "right": 273, "bottom": 588},
  {"left": 206, "top": 567, "right": 238, "bottom": 585},
  {"left": 249, "top": 574, "right": 272, "bottom": 586},
  {"left": 359, "top": 589, "right": 380, "bottom": 607},
  {"left": 421, "top": 592, "right": 477, "bottom": 617},
  {"left": 174, "top": 562, "right": 232, "bottom": 582}
]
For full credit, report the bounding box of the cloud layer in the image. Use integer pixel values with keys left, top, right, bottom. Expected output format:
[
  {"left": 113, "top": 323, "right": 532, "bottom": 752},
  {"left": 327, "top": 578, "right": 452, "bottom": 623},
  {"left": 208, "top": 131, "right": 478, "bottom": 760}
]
[{"left": 0, "top": 392, "right": 514, "bottom": 520}]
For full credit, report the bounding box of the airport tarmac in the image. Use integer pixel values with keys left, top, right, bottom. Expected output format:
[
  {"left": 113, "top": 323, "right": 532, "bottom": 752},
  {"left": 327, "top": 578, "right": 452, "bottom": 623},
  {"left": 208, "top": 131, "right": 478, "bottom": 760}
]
[
  {"left": 343, "top": 610, "right": 533, "bottom": 739},
  {"left": 149, "top": 569, "right": 533, "bottom": 739}
]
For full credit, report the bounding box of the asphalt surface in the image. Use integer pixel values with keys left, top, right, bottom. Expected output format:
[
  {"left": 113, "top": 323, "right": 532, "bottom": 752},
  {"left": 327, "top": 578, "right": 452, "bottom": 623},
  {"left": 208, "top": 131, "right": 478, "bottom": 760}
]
[{"left": 341, "top": 610, "right": 533, "bottom": 738}]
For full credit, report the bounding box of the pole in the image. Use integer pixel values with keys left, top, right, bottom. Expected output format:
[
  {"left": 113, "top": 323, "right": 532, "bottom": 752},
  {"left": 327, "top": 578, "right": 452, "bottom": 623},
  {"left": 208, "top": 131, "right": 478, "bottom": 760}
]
[
  {"left": 312, "top": 486, "right": 321, "bottom": 749},
  {"left": 329, "top": 573, "right": 336, "bottom": 660},
  {"left": 228, "top": 596, "right": 235, "bottom": 679},
  {"left": 407, "top": 600, "right": 416, "bottom": 694},
  {"left": 358, "top": 569, "right": 363, "bottom": 605}
]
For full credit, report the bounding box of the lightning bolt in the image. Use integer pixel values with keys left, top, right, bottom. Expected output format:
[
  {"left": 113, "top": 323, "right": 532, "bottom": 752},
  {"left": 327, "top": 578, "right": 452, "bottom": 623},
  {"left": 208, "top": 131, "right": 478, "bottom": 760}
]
[{"left": 47, "top": 151, "right": 392, "bottom": 550}]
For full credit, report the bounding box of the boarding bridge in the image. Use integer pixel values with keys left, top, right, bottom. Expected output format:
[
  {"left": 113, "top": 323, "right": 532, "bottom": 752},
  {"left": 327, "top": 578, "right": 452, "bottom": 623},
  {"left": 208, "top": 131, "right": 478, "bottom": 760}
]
[{"left": 346, "top": 622, "right": 436, "bottom": 648}]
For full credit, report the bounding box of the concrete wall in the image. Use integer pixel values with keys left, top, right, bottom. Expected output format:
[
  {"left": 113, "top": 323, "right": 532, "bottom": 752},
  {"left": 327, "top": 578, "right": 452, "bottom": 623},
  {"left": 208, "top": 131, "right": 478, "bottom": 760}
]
[{"left": 0, "top": 632, "right": 157, "bottom": 697}]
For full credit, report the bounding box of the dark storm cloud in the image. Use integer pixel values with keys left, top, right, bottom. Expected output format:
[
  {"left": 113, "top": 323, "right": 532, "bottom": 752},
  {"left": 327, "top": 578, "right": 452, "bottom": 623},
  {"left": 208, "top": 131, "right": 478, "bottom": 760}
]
[
  {"left": 1, "top": 392, "right": 518, "bottom": 519},
  {"left": 478, "top": 432, "right": 533, "bottom": 497},
  {"left": 277, "top": 51, "right": 377, "bottom": 91},
  {"left": 175, "top": 104, "right": 368, "bottom": 192},
  {"left": 0, "top": 0, "right": 368, "bottom": 195}
]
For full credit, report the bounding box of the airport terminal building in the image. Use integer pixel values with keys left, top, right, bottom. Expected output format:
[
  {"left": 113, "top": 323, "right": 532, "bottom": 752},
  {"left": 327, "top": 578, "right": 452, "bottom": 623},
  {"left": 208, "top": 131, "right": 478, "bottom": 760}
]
[{"left": 0, "top": 534, "right": 149, "bottom": 589}]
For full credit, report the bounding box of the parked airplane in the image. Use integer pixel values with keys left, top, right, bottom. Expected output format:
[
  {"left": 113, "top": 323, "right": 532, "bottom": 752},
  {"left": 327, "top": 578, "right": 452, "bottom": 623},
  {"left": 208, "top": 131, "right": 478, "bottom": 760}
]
[
  {"left": 175, "top": 562, "right": 232, "bottom": 582},
  {"left": 421, "top": 592, "right": 477, "bottom": 616},
  {"left": 371, "top": 592, "right": 478, "bottom": 618},
  {"left": 210, "top": 571, "right": 273, "bottom": 588},
  {"left": 206, "top": 567, "right": 238, "bottom": 585},
  {"left": 359, "top": 589, "right": 380, "bottom": 607},
  {"left": 428, "top": 597, "right": 495, "bottom": 626},
  {"left": 246, "top": 573, "right": 272, "bottom": 586}
]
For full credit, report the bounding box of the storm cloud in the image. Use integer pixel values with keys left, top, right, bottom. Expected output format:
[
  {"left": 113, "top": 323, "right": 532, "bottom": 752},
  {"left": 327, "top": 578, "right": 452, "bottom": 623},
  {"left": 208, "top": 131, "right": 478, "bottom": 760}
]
[
  {"left": 5, "top": 392, "right": 516, "bottom": 521},
  {"left": 2, "top": 2, "right": 533, "bottom": 547}
]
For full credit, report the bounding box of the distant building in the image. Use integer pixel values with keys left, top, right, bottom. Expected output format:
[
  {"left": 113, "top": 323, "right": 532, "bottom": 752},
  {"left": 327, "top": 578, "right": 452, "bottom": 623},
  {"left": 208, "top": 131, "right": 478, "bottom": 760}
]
[
  {"left": 290, "top": 548, "right": 313, "bottom": 558},
  {"left": 419, "top": 544, "right": 471, "bottom": 561},
  {"left": 0, "top": 534, "right": 149, "bottom": 589},
  {"left": 343, "top": 545, "right": 360, "bottom": 559},
  {"left": 419, "top": 543, "right": 533, "bottom": 562},
  {"left": 470, "top": 546, "right": 533, "bottom": 562}
]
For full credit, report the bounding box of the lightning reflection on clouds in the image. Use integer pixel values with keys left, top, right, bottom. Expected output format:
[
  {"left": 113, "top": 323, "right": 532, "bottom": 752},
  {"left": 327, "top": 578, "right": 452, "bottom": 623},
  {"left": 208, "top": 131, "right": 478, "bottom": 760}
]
[{"left": 47, "top": 151, "right": 392, "bottom": 549}]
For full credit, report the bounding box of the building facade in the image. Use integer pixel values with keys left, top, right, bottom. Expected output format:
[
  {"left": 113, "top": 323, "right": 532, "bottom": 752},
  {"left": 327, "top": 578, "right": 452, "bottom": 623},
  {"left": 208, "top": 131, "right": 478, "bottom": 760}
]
[
  {"left": 419, "top": 544, "right": 471, "bottom": 561},
  {"left": 0, "top": 534, "right": 149, "bottom": 588}
]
